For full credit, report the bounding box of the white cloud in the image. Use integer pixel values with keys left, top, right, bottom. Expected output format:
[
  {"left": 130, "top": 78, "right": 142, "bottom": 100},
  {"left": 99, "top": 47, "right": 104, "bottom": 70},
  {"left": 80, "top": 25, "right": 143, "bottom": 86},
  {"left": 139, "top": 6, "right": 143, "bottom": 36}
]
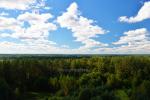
[
  {"left": 57, "top": 2, "right": 108, "bottom": 49},
  {"left": 0, "top": 0, "right": 49, "bottom": 10},
  {"left": 12, "top": 23, "right": 56, "bottom": 40},
  {"left": 0, "top": 41, "right": 56, "bottom": 54},
  {"left": 0, "top": 16, "right": 21, "bottom": 30},
  {"left": 44, "top": 7, "right": 51, "bottom": 10},
  {"left": 113, "top": 28, "right": 149, "bottom": 45},
  {"left": 14, "top": 12, "right": 57, "bottom": 40},
  {"left": 0, "top": 12, "right": 57, "bottom": 48},
  {"left": 0, "top": 0, "right": 36, "bottom": 10},
  {"left": 18, "top": 12, "right": 53, "bottom": 25},
  {"left": 0, "top": 12, "right": 9, "bottom": 16},
  {"left": 119, "top": 1, "right": 150, "bottom": 23},
  {"left": 0, "top": 41, "right": 85, "bottom": 54},
  {"left": 112, "top": 28, "right": 150, "bottom": 53}
]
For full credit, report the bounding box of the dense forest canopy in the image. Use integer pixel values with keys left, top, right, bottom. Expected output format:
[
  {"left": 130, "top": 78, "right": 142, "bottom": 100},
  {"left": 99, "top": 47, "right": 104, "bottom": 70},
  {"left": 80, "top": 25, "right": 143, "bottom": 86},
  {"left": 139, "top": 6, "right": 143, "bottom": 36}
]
[{"left": 0, "top": 55, "right": 150, "bottom": 100}]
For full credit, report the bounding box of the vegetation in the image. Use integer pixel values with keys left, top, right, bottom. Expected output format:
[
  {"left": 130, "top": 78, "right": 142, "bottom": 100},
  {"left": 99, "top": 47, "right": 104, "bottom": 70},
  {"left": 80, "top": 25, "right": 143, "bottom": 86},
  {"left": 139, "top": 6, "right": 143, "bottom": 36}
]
[{"left": 0, "top": 55, "right": 150, "bottom": 100}]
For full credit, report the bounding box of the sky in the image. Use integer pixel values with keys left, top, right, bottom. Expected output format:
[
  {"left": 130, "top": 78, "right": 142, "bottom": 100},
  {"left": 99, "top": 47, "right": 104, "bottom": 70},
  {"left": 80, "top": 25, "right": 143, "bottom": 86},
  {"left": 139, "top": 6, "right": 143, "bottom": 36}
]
[{"left": 0, "top": 0, "right": 150, "bottom": 54}]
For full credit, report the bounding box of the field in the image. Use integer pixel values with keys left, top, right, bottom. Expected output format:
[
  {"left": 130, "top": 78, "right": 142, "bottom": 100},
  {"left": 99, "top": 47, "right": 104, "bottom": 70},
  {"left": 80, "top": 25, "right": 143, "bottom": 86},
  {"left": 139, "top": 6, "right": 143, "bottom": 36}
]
[{"left": 0, "top": 55, "right": 150, "bottom": 100}]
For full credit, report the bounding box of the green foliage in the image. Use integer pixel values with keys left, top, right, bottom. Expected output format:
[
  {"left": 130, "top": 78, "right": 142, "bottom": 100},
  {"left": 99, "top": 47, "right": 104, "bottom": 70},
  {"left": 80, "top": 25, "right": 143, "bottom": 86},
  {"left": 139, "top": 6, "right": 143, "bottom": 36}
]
[
  {"left": 131, "top": 80, "right": 150, "bottom": 100},
  {"left": 79, "top": 88, "right": 92, "bottom": 100},
  {"left": 0, "top": 56, "right": 150, "bottom": 100},
  {"left": 79, "top": 72, "right": 102, "bottom": 88},
  {"left": 0, "top": 79, "right": 13, "bottom": 100},
  {"left": 59, "top": 75, "right": 75, "bottom": 96},
  {"left": 115, "top": 90, "right": 129, "bottom": 100}
]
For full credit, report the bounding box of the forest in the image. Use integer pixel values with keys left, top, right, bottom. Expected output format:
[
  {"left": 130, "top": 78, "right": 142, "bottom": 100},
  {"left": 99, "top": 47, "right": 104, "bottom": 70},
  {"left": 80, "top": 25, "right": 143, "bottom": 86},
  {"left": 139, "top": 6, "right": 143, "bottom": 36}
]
[{"left": 0, "top": 55, "right": 150, "bottom": 100}]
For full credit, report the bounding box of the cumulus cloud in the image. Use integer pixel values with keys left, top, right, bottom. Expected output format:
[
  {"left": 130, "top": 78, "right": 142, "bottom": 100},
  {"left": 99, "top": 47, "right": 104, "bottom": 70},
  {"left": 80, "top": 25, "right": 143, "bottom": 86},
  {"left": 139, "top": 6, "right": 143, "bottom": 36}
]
[
  {"left": 112, "top": 28, "right": 150, "bottom": 53},
  {"left": 15, "top": 12, "right": 57, "bottom": 40},
  {"left": 0, "top": 0, "right": 49, "bottom": 10},
  {"left": 0, "top": 12, "right": 57, "bottom": 41},
  {"left": 0, "top": 16, "right": 21, "bottom": 30},
  {"left": 0, "top": 12, "right": 9, "bottom": 16},
  {"left": 113, "top": 28, "right": 149, "bottom": 45},
  {"left": 57, "top": 2, "right": 108, "bottom": 49},
  {"left": 119, "top": 1, "right": 150, "bottom": 23},
  {"left": 13, "top": 23, "right": 57, "bottom": 40},
  {"left": 0, "top": 0, "right": 36, "bottom": 10},
  {"left": 17, "top": 12, "right": 53, "bottom": 25}
]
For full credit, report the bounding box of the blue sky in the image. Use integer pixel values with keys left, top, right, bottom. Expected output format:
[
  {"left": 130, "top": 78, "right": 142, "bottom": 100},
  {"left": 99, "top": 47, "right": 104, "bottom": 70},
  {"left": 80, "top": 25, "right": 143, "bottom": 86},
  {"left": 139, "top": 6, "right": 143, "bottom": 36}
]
[{"left": 0, "top": 0, "right": 150, "bottom": 54}]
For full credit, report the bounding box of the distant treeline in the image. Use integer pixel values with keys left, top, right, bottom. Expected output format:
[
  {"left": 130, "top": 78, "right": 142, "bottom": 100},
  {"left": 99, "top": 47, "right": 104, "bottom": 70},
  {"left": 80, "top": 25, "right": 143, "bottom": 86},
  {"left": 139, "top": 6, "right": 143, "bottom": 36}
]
[
  {"left": 1, "top": 54, "right": 149, "bottom": 59},
  {"left": 0, "top": 56, "right": 150, "bottom": 100}
]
